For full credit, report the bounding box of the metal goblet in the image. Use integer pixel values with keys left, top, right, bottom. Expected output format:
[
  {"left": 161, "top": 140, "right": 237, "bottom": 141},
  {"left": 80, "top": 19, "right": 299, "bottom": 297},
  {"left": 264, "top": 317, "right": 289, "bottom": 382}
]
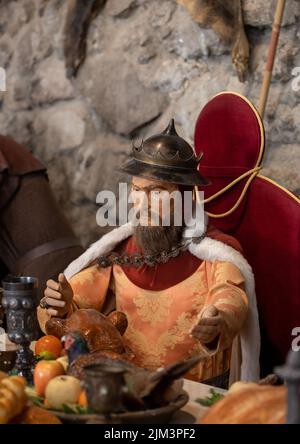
[{"left": 1, "top": 276, "right": 39, "bottom": 384}]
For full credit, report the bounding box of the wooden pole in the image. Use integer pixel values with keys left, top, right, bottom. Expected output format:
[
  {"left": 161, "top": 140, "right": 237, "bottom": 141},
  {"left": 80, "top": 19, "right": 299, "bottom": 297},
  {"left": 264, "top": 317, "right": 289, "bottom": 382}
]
[{"left": 257, "top": 0, "right": 286, "bottom": 118}]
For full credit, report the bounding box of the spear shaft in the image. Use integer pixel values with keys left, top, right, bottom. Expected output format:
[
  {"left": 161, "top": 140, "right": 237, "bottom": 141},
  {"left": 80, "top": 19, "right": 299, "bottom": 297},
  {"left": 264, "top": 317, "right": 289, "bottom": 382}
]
[{"left": 258, "top": 0, "right": 286, "bottom": 118}]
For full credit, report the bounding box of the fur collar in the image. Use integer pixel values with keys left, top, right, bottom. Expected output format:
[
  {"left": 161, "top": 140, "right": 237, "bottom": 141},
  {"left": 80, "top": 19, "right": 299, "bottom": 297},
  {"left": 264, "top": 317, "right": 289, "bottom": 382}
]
[{"left": 64, "top": 206, "right": 209, "bottom": 279}]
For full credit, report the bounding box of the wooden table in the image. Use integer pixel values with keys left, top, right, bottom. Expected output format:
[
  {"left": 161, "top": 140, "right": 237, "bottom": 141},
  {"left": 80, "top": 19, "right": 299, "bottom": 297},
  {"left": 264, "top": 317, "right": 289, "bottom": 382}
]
[{"left": 169, "top": 379, "right": 226, "bottom": 424}]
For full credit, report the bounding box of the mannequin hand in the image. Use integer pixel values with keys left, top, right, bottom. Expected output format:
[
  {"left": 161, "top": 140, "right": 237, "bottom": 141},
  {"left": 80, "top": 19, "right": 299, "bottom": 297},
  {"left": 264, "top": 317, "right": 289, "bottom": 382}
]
[
  {"left": 190, "top": 305, "right": 223, "bottom": 344},
  {"left": 42, "top": 273, "right": 73, "bottom": 318}
]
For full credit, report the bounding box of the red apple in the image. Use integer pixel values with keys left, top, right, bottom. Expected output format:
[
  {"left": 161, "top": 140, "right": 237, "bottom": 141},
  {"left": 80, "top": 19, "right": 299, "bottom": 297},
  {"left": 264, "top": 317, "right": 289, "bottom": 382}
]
[{"left": 34, "top": 360, "right": 65, "bottom": 397}]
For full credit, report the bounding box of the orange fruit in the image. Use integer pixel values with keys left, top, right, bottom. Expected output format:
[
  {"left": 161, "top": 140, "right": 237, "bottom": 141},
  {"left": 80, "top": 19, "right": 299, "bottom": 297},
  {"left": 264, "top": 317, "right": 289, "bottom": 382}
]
[
  {"left": 35, "top": 335, "right": 63, "bottom": 360},
  {"left": 78, "top": 389, "right": 87, "bottom": 407}
]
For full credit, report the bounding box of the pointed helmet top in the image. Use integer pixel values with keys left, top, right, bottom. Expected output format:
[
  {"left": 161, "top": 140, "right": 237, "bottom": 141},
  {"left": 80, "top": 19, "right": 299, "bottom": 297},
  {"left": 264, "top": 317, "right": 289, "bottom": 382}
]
[{"left": 162, "top": 119, "right": 179, "bottom": 137}]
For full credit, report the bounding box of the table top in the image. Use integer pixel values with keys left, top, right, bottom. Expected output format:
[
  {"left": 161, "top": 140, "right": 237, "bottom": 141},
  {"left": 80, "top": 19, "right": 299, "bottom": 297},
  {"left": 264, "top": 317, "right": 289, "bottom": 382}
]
[{"left": 169, "top": 379, "right": 226, "bottom": 424}]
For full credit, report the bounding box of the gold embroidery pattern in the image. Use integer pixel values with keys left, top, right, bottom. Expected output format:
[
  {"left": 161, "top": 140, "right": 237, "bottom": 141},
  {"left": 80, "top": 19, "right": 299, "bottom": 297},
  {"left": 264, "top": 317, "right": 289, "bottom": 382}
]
[
  {"left": 124, "top": 310, "right": 198, "bottom": 368},
  {"left": 118, "top": 268, "right": 209, "bottom": 369},
  {"left": 132, "top": 292, "right": 173, "bottom": 327},
  {"left": 70, "top": 265, "right": 99, "bottom": 286},
  {"left": 124, "top": 327, "right": 160, "bottom": 369},
  {"left": 214, "top": 261, "right": 244, "bottom": 287},
  {"left": 113, "top": 261, "right": 243, "bottom": 381}
]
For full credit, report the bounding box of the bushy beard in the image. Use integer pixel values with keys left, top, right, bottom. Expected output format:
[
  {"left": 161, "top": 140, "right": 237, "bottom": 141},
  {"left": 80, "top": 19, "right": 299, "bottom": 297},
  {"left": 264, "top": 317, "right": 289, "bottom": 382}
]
[{"left": 133, "top": 224, "right": 183, "bottom": 256}]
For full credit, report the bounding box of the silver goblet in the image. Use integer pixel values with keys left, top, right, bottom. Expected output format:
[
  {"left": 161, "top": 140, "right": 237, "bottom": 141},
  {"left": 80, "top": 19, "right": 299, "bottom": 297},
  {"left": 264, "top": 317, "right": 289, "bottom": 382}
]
[{"left": 2, "top": 276, "right": 39, "bottom": 384}]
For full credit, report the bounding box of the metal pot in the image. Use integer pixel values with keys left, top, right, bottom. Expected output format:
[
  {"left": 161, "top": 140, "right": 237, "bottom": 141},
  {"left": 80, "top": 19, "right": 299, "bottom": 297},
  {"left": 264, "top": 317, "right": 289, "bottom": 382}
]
[{"left": 83, "top": 362, "right": 129, "bottom": 415}]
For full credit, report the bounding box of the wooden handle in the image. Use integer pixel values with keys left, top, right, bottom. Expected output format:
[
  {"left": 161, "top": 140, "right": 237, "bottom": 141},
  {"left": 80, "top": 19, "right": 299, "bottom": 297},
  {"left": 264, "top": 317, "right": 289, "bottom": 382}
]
[{"left": 258, "top": 0, "right": 286, "bottom": 118}]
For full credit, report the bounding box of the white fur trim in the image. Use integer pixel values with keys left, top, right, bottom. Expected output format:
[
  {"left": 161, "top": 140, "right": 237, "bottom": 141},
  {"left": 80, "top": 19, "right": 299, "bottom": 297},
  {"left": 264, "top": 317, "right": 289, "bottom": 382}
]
[
  {"left": 183, "top": 202, "right": 209, "bottom": 239},
  {"left": 64, "top": 223, "right": 133, "bottom": 280},
  {"left": 65, "top": 201, "right": 207, "bottom": 280},
  {"left": 188, "top": 238, "right": 260, "bottom": 382},
  {"left": 64, "top": 212, "right": 260, "bottom": 382}
]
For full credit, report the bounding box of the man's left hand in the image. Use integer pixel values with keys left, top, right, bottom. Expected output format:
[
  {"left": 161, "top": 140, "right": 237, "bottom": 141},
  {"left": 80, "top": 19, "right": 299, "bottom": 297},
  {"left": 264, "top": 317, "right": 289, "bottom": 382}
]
[{"left": 190, "top": 305, "right": 223, "bottom": 344}]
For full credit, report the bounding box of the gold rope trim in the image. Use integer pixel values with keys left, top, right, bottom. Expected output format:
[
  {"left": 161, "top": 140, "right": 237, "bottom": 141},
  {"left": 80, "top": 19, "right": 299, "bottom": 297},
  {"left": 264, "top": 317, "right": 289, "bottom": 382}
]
[
  {"left": 195, "top": 166, "right": 261, "bottom": 218},
  {"left": 258, "top": 175, "right": 300, "bottom": 204},
  {"left": 194, "top": 91, "right": 265, "bottom": 218}
]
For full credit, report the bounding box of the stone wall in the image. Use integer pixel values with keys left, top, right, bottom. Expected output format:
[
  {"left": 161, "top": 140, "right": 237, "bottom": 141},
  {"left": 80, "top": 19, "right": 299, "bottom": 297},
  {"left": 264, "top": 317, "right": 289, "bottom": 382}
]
[{"left": 0, "top": 0, "right": 299, "bottom": 246}]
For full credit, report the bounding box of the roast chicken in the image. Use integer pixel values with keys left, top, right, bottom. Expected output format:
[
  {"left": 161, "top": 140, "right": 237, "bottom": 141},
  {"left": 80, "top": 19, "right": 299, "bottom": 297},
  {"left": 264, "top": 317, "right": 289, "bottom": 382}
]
[
  {"left": 45, "top": 309, "right": 133, "bottom": 378},
  {"left": 45, "top": 308, "right": 128, "bottom": 354}
]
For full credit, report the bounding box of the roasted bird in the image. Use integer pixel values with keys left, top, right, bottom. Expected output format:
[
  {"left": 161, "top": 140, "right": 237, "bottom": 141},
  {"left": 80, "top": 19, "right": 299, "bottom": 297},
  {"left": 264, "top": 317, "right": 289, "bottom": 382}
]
[
  {"left": 61, "top": 331, "right": 131, "bottom": 379},
  {"left": 45, "top": 309, "right": 133, "bottom": 379},
  {"left": 45, "top": 308, "right": 129, "bottom": 354}
]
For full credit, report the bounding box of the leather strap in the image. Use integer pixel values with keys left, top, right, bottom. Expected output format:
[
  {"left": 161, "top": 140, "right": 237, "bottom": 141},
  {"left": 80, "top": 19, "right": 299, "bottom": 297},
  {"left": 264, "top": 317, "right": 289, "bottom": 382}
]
[{"left": 16, "top": 237, "right": 81, "bottom": 273}]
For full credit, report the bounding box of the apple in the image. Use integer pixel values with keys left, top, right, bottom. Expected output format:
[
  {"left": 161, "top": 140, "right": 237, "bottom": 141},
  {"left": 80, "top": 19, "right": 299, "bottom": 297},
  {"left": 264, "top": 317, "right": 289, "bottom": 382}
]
[
  {"left": 56, "top": 356, "right": 69, "bottom": 372},
  {"left": 34, "top": 360, "right": 65, "bottom": 397},
  {"left": 45, "top": 375, "right": 81, "bottom": 410}
]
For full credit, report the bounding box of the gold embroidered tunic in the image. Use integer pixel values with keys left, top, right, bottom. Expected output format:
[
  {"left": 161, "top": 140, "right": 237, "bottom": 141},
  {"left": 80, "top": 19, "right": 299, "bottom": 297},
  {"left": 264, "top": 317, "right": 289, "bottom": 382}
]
[{"left": 38, "top": 257, "right": 248, "bottom": 381}]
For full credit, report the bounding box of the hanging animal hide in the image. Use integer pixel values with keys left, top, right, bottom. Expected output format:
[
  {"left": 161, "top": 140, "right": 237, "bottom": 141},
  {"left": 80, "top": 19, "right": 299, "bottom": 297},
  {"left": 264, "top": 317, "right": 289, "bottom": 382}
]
[
  {"left": 64, "top": 0, "right": 107, "bottom": 78},
  {"left": 177, "top": 0, "right": 250, "bottom": 82}
]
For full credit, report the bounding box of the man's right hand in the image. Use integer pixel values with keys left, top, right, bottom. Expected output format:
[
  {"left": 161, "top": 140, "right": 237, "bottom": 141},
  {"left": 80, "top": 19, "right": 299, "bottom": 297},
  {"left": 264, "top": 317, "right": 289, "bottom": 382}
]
[{"left": 42, "top": 273, "right": 73, "bottom": 318}]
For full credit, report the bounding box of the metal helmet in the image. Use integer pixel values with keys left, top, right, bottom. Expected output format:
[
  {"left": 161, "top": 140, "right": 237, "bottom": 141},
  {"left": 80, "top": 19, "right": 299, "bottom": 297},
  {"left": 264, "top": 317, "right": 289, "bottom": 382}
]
[{"left": 119, "top": 119, "right": 209, "bottom": 186}]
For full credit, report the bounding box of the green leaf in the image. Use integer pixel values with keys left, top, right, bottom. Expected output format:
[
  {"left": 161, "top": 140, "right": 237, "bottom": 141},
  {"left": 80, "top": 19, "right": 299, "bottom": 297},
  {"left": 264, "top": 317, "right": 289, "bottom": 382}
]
[
  {"left": 29, "top": 395, "right": 45, "bottom": 407},
  {"left": 75, "top": 405, "right": 89, "bottom": 414},
  {"left": 25, "top": 386, "right": 46, "bottom": 408},
  {"left": 62, "top": 404, "right": 77, "bottom": 414},
  {"left": 195, "top": 388, "right": 224, "bottom": 407},
  {"left": 37, "top": 351, "right": 55, "bottom": 361},
  {"left": 60, "top": 403, "right": 91, "bottom": 415}
]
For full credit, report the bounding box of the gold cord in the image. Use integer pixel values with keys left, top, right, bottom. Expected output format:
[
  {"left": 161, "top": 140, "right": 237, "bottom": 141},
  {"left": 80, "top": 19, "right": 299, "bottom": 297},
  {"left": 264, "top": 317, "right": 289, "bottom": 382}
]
[{"left": 195, "top": 166, "right": 262, "bottom": 218}]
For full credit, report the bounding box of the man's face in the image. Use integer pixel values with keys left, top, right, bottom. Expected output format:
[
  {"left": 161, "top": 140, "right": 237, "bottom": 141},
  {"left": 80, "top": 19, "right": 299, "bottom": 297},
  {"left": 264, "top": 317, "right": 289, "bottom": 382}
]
[
  {"left": 130, "top": 176, "right": 183, "bottom": 256},
  {"left": 131, "top": 176, "right": 179, "bottom": 227}
]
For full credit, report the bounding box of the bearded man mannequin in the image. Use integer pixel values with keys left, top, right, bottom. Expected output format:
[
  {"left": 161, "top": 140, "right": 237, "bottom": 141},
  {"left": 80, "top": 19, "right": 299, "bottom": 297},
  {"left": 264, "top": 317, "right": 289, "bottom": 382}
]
[{"left": 37, "top": 120, "right": 260, "bottom": 387}]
